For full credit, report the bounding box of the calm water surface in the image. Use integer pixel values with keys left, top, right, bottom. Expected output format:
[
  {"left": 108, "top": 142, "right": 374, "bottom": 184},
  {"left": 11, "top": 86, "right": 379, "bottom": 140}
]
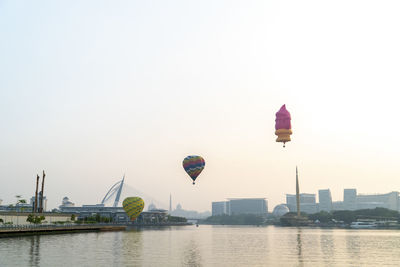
[{"left": 1, "top": 225, "right": 400, "bottom": 266}]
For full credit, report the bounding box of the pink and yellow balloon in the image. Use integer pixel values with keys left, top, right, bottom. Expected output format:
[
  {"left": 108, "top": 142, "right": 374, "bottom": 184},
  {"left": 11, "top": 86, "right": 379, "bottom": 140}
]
[{"left": 275, "top": 104, "right": 292, "bottom": 147}]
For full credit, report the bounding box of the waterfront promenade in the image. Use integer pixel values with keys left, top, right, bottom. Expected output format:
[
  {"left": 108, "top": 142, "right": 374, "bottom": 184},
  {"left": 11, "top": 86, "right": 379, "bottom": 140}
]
[
  {"left": 0, "top": 221, "right": 193, "bottom": 238},
  {"left": 0, "top": 223, "right": 126, "bottom": 237}
]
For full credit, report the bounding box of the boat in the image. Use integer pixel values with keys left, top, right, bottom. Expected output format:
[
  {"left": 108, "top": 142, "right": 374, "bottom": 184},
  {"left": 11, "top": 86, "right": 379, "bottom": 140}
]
[{"left": 350, "top": 221, "right": 377, "bottom": 229}]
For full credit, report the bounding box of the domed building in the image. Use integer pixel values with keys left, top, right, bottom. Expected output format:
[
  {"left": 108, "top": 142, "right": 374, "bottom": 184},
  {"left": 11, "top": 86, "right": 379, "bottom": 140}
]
[
  {"left": 272, "top": 204, "right": 290, "bottom": 217},
  {"left": 148, "top": 203, "right": 157, "bottom": 211}
]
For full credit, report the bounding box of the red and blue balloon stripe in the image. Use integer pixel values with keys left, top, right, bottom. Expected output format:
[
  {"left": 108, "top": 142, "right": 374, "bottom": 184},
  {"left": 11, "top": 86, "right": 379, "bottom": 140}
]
[{"left": 183, "top": 155, "right": 205, "bottom": 184}]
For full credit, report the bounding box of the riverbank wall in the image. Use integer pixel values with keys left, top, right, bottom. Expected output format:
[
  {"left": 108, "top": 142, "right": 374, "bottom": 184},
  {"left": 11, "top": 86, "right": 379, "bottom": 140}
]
[{"left": 0, "top": 224, "right": 126, "bottom": 238}]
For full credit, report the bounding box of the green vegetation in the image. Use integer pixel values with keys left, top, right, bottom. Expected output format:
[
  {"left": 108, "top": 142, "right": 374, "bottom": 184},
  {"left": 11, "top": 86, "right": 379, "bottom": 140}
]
[
  {"left": 280, "top": 212, "right": 310, "bottom": 226},
  {"left": 79, "top": 213, "right": 111, "bottom": 223},
  {"left": 167, "top": 215, "right": 187, "bottom": 223},
  {"left": 308, "top": 211, "right": 333, "bottom": 223},
  {"left": 0, "top": 218, "right": 3, "bottom": 223},
  {"left": 282, "top": 208, "right": 400, "bottom": 226},
  {"left": 330, "top": 208, "right": 399, "bottom": 224},
  {"left": 203, "top": 214, "right": 264, "bottom": 225},
  {"left": 26, "top": 214, "right": 46, "bottom": 224},
  {"left": 71, "top": 214, "right": 76, "bottom": 221}
]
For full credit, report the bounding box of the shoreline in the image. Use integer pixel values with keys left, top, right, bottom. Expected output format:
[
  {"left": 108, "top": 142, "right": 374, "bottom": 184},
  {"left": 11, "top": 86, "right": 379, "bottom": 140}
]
[
  {"left": 0, "top": 222, "right": 194, "bottom": 238},
  {"left": 0, "top": 224, "right": 126, "bottom": 238}
]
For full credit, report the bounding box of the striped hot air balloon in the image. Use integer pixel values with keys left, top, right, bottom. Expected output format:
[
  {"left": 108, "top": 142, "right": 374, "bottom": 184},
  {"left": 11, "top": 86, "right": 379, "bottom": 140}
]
[{"left": 182, "top": 155, "right": 205, "bottom": 185}]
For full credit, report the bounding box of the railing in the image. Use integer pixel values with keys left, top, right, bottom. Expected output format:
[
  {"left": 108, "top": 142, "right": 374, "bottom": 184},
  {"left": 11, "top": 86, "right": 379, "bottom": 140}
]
[{"left": 0, "top": 223, "right": 120, "bottom": 231}]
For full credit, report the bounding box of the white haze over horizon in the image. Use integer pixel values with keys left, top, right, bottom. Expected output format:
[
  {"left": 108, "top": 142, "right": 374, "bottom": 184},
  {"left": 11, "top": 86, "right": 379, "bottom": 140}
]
[{"left": 1, "top": 1, "right": 400, "bottom": 212}]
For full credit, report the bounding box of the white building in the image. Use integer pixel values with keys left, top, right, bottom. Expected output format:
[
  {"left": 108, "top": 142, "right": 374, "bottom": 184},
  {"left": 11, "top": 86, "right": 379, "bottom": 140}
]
[
  {"left": 318, "top": 189, "right": 333, "bottom": 212},
  {"left": 343, "top": 189, "right": 357, "bottom": 210},
  {"left": 356, "top": 191, "right": 399, "bottom": 211},
  {"left": 272, "top": 204, "right": 290, "bottom": 217},
  {"left": 59, "top": 197, "right": 75, "bottom": 209},
  {"left": 322, "top": 189, "right": 399, "bottom": 212}
]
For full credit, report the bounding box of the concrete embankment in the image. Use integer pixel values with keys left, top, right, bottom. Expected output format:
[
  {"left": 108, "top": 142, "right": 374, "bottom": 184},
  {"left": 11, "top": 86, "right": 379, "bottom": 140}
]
[{"left": 0, "top": 224, "right": 126, "bottom": 238}]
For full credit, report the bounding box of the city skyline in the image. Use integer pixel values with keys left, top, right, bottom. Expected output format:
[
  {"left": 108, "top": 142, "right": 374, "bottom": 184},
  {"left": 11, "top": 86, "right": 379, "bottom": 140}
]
[{"left": 2, "top": 1, "right": 400, "bottom": 211}]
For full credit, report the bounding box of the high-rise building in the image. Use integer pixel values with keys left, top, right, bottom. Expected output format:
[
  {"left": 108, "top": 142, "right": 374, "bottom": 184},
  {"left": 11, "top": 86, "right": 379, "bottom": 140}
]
[
  {"left": 318, "top": 189, "right": 333, "bottom": 212},
  {"left": 212, "top": 201, "right": 229, "bottom": 216},
  {"left": 343, "top": 189, "right": 357, "bottom": 210},
  {"left": 286, "top": 194, "right": 317, "bottom": 214}
]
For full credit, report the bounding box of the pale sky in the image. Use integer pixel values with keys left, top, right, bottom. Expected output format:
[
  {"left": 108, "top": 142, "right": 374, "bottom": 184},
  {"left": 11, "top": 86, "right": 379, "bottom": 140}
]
[{"left": 1, "top": 1, "right": 400, "bottom": 212}]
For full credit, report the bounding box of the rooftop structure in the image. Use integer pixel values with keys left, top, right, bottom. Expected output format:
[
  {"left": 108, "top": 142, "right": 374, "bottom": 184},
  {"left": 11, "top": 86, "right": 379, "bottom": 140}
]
[
  {"left": 272, "top": 204, "right": 290, "bottom": 217},
  {"left": 59, "top": 197, "right": 75, "bottom": 208}
]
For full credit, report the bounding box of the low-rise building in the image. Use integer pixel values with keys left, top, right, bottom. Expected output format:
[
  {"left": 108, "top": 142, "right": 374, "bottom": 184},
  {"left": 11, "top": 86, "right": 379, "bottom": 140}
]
[
  {"left": 286, "top": 194, "right": 317, "bottom": 214},
  {"left": 0, "top": 212, "right": 76, "bottom": 225},
  {"left": 227, "top": 198, "right": 268, "bottom": 216}
]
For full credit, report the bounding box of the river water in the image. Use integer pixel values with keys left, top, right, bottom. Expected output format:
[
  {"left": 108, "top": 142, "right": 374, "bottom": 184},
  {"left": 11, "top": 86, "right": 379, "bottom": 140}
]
[{"left": 1, "top": 225, "right": 400, "bottom": 266}]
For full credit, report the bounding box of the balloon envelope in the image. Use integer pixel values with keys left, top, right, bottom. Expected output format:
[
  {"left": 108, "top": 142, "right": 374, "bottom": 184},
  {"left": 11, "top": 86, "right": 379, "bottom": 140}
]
[
  {"left": 182, "top": 155, "right": 205, "bottom": 184},
  {"left": 122, "top": 197, "right": 145, "bottom": 221},
  {"left": 275, "top": 104, "right": 292, "bottom": 146}
]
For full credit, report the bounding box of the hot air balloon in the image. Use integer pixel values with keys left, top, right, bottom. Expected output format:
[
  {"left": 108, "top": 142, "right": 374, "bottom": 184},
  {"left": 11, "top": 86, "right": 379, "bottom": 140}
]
[
  {"left": 123, "top": 197, "right": 145, "bottom": 221},
  {"left": 182, "top": 155, "right": 205, "bottom": 185},
  {"left": 275, "top": 104, "right": 292, "bottom": 147}
]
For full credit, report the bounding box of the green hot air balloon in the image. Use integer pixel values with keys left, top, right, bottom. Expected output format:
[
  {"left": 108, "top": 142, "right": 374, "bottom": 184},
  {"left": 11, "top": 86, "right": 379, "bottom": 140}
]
[{"left": 123, "top": 197, "right": 145, "bottom": 221}]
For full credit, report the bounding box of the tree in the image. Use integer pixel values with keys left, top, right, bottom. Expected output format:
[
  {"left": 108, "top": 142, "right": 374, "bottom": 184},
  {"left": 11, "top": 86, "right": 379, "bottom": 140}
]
[
  {"left": 27, "top": 214, "right": 46, "bottom": 224},
  {"left": 308, "top": 211, "right": 333, "bottom": 223},
  {"left": 15, "top": 195, "right": 22, "bottom": 204},
  {"left": 71, "top": 214, "right": 76, "bottom": 221},
  {"left": 167, "top": 215, "right": 187, "bottom": 223},
  {"left": 26, "top": 214, "right": 34, "bottom": 223}
]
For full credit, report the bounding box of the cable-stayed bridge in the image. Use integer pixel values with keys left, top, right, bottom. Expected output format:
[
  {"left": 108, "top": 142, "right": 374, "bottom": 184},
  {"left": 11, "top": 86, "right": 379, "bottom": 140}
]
[{"left": 100, "top": 176, "right": 168, "bottom": 210}]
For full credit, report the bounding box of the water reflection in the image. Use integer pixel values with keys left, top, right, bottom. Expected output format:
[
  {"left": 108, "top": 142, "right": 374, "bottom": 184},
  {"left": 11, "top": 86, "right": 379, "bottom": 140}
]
[
  {"left": 346, "top": 232, "right": 361, "bottom": 264},
  {"left": 29, "top": 235, "right": 40, "bottom": 267},
  {"left": 3, "top": 226, "right": 400, "bottom": 266},
  {"left": 296, "top": 228, "right": 304, "bottom": 266},
  {"left": 182, "top": 238, "right": 202, "bottom": 267},
  {"left": 320, "top": 232, "right": 335, "bottom": 266},
  {"left": 122, "top": 228, "right": 143, "bottom": 266}
]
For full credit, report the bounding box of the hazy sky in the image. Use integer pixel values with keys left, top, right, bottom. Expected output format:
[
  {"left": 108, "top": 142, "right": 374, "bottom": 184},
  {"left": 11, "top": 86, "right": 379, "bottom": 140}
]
[{"left": 1, "top": 1, "right": 400, "bottom": 211}]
